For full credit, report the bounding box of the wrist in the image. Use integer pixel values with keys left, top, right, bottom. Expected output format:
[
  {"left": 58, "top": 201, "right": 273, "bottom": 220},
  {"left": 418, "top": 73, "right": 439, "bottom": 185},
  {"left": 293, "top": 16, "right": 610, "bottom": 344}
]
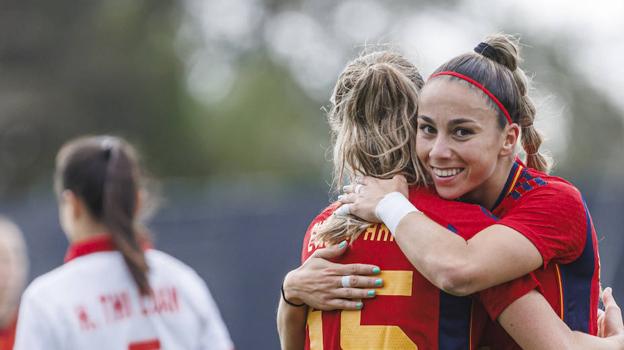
[
  {"left": 375, "top": 192, "right": 419, "bottom": 235},
  {"left": 282, "top": 271, "right": 304, "bottom": 306}
]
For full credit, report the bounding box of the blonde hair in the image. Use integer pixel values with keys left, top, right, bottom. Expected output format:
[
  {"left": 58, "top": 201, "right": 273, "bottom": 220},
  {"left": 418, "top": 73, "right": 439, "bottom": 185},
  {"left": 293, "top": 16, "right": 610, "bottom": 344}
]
[
  {"left": 433, "top": 33, "right": 551, "bottom": 172},
  {"left": 315, "top": 50, "right": 425, "bottom": 245}
]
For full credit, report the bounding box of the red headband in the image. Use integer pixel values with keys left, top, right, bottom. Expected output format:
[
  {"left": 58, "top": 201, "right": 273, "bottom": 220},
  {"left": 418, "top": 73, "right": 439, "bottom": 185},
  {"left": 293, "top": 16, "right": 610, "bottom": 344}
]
[{"left": 429, "top": 71, "right": 513, "bottom": 125}]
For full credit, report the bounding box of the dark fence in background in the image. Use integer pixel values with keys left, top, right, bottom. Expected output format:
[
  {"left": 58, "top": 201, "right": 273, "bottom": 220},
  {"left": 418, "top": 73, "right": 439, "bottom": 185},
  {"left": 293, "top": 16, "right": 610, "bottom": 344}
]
[{"left": 1, "top": 181, "right": 622, "bottom": 349}]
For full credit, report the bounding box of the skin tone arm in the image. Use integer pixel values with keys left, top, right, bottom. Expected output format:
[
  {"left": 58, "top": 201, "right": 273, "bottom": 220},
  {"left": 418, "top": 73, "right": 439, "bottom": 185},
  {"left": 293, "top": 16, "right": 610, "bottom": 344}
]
[
  {"left": 499, "top": 288, "right": 624, "bottom": 349},
  {"left": 277, "top": 244, "right": 381, "bottom": 349},
  {"left": 277, "top": 299, "right": 307, "bottom": 350},
  {"left": 340, "top": 175, "right": 542, "bottom": 296},
  {"left": 277, "top": 244, "right": 624, "bottom": 349}
]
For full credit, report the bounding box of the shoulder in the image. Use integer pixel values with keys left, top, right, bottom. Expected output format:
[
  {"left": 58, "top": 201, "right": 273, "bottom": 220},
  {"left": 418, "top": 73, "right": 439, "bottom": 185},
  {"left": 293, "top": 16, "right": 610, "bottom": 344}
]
[
  {"left": 513, "top": 169, "right": 584, "bottom": 207},
  {"left": 146, "top": 249, "right": 207, "bottom": 287},
  {"left": 22, "top": 262, "right": 80, "bottom": 302}
]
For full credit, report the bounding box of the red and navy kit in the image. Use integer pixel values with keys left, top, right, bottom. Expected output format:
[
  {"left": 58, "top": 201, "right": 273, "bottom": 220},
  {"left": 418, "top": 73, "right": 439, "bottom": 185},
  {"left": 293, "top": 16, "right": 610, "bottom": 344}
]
[
  {"left": 301, "top": 187, "right": 533, "bottom": 350},
  {"left": 478, "top": 160, "right": 601, "bottom": 348}
]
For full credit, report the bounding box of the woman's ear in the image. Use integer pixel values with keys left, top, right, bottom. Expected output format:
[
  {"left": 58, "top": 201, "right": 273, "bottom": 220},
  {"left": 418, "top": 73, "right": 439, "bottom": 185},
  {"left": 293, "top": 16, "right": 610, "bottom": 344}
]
[
  {"left": 500, "top": 123, "right": 520, "bottom": 156},
  {"left": 61, "top": 190, "right": 82, "bottom": 220}
]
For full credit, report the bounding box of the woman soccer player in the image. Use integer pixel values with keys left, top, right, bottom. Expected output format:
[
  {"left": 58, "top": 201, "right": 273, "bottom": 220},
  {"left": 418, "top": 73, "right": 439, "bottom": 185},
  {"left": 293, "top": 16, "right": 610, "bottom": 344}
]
[
  {"left": 14, "top": 136, "right": 233, "bottom": 350},
  {"left": 0, "top": 218, "right": 28, "bottom": 350},
  {"left": 279, "top": 37, "right": 624, "bottom": 349},
  {"left": 335, "top": 34, "right": 616, "bottom": 348}
]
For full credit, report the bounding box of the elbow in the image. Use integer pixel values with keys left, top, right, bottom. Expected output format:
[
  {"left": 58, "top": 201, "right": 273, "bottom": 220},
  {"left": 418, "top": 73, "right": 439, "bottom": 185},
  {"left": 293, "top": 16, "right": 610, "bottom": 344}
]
[{"left": 435, "top": 261, "right": 480, "bottom": 297}]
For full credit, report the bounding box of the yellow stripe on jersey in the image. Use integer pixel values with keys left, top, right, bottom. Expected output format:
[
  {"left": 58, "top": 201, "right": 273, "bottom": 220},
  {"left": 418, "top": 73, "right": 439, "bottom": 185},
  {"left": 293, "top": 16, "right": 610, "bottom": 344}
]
[
  {"left": 506, "top": 165, "right": 524, "bottom": 196},
  {"left": 555, "top": 264, "right": 565, "bottom": 319},
  {"left": 376, "top": 271, "right": 414, "bottom": 296},
  {"left": 340, "top": 270, "right": 416, "bottom": 349},
  {"left": 307, "top": 310, "right": 324, "bottom": 350}
]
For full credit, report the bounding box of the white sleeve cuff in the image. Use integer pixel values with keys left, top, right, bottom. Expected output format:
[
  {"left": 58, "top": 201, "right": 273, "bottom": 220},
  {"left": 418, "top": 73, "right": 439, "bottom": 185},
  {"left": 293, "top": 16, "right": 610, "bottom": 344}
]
[{"left": 375, "top": 192, "right": 419, "bottom": 235}]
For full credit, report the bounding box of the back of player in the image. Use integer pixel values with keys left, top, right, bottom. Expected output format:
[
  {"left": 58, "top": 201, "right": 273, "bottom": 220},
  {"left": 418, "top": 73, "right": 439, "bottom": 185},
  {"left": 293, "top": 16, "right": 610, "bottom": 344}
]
[
  {"left": 302, "top": 186, "right": 500, "bottom": 349},
  {"left": 13, "top": 136, "right": 232, "bottom": 350},
  {"left": 15, "top": 240, "right": 231, "bottom": 349}
]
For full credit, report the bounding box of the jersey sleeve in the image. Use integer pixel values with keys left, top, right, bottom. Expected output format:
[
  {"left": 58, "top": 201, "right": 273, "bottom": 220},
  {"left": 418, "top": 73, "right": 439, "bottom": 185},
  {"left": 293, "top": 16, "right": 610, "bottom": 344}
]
[
  {"left": 13, "top": 288, "right": 62, "bottom": 350},
  {"left": 496, "top": 183, "right": 587, "bottom": 266},
  {"left": 477, "top": 272, "right": 541, "bottom": 320}
]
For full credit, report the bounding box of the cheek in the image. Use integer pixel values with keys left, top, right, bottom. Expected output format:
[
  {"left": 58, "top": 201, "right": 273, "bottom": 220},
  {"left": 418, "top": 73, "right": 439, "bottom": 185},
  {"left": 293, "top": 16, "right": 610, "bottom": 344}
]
[{"left": 415, "top": 136, "right": 431, "bottom": 162}]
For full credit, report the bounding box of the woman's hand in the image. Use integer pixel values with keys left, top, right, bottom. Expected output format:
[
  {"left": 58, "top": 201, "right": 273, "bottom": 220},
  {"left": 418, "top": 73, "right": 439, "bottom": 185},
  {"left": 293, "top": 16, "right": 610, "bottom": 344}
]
[
  {"left": 282, "top": 242, "right": 382, "bottom": 311},
  {"left": 598, "top": 287, "right": 624, "bottom": 338},
  {"left": 338, "top": 175, "right": 409, "bottom": 222}
]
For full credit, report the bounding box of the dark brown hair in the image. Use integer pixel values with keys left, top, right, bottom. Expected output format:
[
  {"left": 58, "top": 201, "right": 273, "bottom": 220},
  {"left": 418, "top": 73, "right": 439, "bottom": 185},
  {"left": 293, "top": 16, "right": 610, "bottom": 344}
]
[
  {"left": 316, "top": 50, "right": 426, "bottom": 244},
  {"left": 54, "top": 136, "right": 151, "bottom": 295},
  {"left": 431, "top": 33, "right": 550, "bottom": 172}
]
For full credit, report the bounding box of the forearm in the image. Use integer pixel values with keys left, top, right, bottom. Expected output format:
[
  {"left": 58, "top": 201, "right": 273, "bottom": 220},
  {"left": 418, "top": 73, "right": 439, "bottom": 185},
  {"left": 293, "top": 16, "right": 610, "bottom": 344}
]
[
  {"left": 570, "top": 332, "right": 624, "bottom": 350},
  {"left": 393, "top": 212, "right": 542, "bottom": 295},
  {"left": 277, "top": 298, "right": 307, "bottom": 350},
  {"left": 393, "top": 212, "right": 477, "bottom": 295},
  {"left": 500, "top": 290, "right": 624, "bottom": 350}
]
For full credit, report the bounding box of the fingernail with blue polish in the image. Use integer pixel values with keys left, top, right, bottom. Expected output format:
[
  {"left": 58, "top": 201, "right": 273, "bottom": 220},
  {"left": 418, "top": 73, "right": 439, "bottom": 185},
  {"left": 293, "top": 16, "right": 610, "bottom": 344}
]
[
  {"left": 337, "top": 195, "right": 344, "bottom": 201},
  {"left": 338, "top": 241, "right": 347, "bottom": 249},
  {"left": 375, "top": 279, "right": 383, "bottom": 287},
  {"left": 356, "top": 302, "right": 363, "bottom": 310},
  {"left": 367, "top": 290, "right": 375, "bottom": 297},
  {"left": 372, "top": 267, "right": 380, "bottom": 274}
]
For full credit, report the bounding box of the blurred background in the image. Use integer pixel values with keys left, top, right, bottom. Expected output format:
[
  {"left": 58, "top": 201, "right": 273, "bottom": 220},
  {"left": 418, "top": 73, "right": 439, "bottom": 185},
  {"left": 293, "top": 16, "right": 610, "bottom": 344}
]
[{"left": 0, "top": 0, "right": 622, "bottom": 348}]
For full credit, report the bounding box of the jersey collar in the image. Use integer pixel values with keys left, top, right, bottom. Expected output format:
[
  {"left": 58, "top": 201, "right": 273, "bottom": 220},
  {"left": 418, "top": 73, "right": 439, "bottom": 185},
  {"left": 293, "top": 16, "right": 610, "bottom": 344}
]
[
  {"left": 64, "top": 234, "right": 116, "bottom": 263},
  {"left": 64, "top": 234, "right": 152, "bottom": 263},
  {"left": 491, "top": 158, "right": 524, "bottom": 211}
]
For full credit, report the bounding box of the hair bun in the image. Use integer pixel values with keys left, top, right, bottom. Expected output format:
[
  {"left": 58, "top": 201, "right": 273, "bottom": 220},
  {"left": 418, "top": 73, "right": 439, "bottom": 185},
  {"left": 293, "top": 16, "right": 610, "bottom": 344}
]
[{"left": 477, "top": 34, "right": 520, "bottom": 71}]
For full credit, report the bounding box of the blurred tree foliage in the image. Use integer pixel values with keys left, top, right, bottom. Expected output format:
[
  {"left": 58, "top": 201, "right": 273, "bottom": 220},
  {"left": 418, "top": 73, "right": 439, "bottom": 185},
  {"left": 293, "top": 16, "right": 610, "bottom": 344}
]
[
  {"left": 0, "top": 0, "right": 195, "bottom": 195},
  {"left": 0, "top": 0, "right": 621, "bottom": 198}
]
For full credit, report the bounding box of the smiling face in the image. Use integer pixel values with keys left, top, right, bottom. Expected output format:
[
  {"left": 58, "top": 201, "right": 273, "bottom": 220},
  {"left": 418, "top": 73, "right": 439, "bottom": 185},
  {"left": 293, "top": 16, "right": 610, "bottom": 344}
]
[{"left": 416, "top": 78, "right": 518, "bottom": 207}]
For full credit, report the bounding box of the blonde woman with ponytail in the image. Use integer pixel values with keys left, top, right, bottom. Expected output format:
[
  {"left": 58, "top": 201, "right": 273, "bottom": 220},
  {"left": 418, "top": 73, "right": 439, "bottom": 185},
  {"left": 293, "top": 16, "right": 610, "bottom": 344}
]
[
  {"left": 280, "top": 39, "right": 624, "bottom": 350},
  {"left": 14, "top": 136, "right": 233, "bottom": 350},
  {"left": 333, "top": 34, "right": 624, "bottom": 348}
]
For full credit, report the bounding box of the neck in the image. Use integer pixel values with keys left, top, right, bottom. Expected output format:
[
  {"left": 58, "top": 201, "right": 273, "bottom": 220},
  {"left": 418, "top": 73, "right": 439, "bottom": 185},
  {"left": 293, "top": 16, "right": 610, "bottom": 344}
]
[
  {"left": 462, "top": 156, "right": 515, "bottom": 210},
  {"left": 69, "top": 221, "right": 110, "bottom": 244}
]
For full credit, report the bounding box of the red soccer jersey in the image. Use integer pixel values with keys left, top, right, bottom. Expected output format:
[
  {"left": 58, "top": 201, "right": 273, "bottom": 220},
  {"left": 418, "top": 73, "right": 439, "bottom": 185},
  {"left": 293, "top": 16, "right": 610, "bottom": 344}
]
[
  {"left": 0, "top": 313, "right": 17, "bottom": 350},
  {"left": 477, "top": 160, "right": 601, "bottom": 349},
  {"left": 301, "top": 186, "right": 532, "bottom": 350}
]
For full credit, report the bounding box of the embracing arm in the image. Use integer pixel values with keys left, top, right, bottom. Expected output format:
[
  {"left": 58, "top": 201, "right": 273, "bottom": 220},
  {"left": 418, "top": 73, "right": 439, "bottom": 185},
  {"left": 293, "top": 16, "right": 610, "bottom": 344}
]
[
  {"left": 277, "top": 291, "right": 308, "bottom": 350},
  {"left": 277, "top": 244, "right": 381, "bottom": 349},
  {"left": 393, "top": 216, "right": 541, "bottom": 296},
  {"left": 498, "top": 288, "right": 624, "bottom": 349},
  {"left": 339, "top": 176, "right": 585, "bottom": 295}
]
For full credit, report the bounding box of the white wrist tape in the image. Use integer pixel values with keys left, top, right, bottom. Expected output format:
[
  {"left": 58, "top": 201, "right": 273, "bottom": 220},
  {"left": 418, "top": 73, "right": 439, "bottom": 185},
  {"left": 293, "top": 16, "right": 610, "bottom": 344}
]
[{"left": 375, "top": 192, "right": 419, "bottom": 235}]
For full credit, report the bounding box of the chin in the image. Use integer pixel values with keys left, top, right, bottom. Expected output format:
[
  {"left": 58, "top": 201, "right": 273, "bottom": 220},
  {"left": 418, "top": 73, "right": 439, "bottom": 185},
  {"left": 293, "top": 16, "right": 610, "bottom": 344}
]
[{"left": 434, "top": 186, "right": 462, "bottom": 200}]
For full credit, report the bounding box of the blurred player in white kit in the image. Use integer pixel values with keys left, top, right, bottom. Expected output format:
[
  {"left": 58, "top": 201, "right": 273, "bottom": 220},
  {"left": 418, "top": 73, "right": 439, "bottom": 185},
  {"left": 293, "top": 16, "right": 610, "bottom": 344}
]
[
  {"left": 0, "top": 217, "right": 28, "bottom": 350},
  {"left": 14, "top": 135, "right": 233, "bottom": 350}
]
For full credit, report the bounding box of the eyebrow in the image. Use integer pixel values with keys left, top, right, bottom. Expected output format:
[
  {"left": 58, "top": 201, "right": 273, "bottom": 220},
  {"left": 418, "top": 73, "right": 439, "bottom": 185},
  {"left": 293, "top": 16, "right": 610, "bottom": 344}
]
[
  {"left": 448, "top": 118, "right": 476, "bottom": 127},
  {"left": 417, "top": 115, "right": 434, "bottom": 124},
  {"left": 418, "top": 116, "right": 476, "bottom": 127}
]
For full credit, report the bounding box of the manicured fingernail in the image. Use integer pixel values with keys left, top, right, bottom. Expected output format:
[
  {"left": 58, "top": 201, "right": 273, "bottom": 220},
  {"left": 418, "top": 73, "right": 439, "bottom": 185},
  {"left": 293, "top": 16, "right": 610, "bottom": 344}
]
[
  {"left": 375, "top": 279, "right": 383, "bottom": 287},
  {"left": 372, "top": 267, "right": 381, "bottom": 274},
  {"left": 367, "top": 290, "right": 375, "bottom": 297},
  {"left": 338, "top": 241, "right": 347, "bottom": 249},
  {"left": 356, "top": 302, "right": 363, "bottom": 310},
  {"left": 337, "top": 195, "right": 344, "bottom": 201}
]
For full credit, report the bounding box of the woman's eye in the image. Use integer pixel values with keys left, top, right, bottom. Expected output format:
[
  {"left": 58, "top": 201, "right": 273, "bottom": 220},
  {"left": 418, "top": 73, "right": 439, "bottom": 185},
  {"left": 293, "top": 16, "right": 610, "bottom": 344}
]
[
  {"left": 454, "top": 128, "right": 473, "bottom": 137},
  {"left": 419, "top": 125, "right": 436, "bottom": 135}
]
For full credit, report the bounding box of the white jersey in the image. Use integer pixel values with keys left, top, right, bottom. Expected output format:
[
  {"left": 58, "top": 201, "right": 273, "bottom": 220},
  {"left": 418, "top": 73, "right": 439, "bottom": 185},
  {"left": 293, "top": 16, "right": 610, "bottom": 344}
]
[{"left": 14, "top": 236, "right": 233, "bottom": 350}]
